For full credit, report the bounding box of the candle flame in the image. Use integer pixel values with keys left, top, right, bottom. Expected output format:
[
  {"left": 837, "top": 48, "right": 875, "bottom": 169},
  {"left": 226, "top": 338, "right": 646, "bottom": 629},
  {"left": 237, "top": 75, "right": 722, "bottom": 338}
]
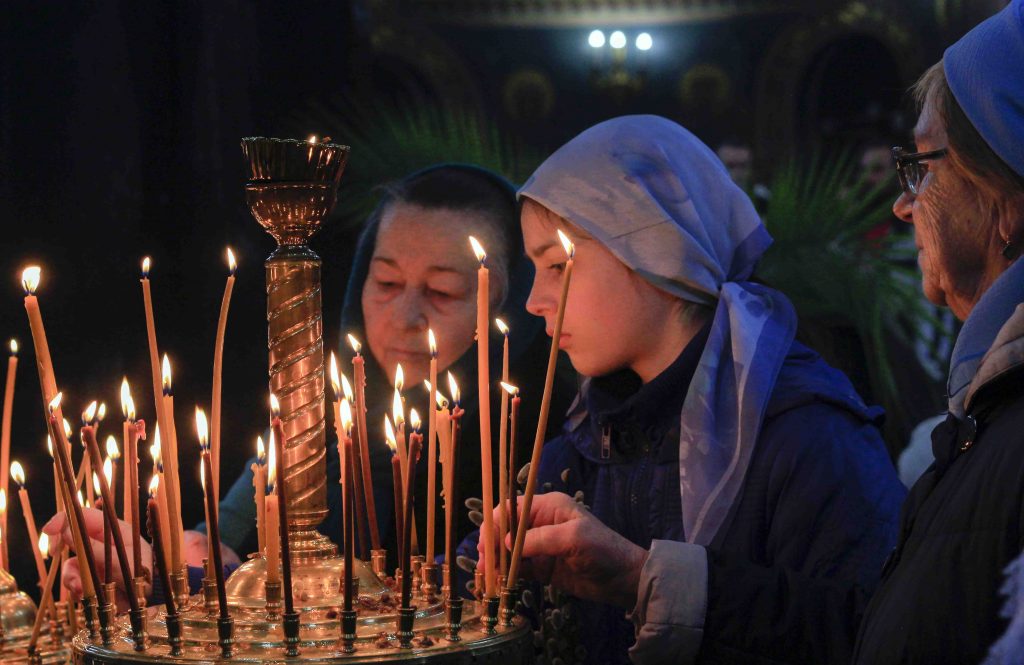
[
  {"left": 394, "top": 364, "right": 404, "bottom": 392},
  {"left": 500, "top": 381, "right": 520, "bottom": 396},
  {"left": 39, "top": 532, "right": 49, "bottom": 559},
  {"left": 62, "top": 418, "right": 71, "bottom": 439},
  {"left": 329, "top": 352, "right": 341, "bottom": 398},
  {"left": 141, "top": 257, "right": 151, "bottom": 278},
  {"left": 267, "top": 437, "right": 277, "bottom": 489},
  {"left": 226, "top": 247, "right": 237, "bottom": 275},
  {"left": 8, "top": 339, "right": 17, "bottom": 356},
  {"left": 77, "top": 490, "right": 85, "bottom": 507},
  {"left": 340, "top": 398, "right": 353, "bottom": 433},
  {"left": 392, "top": 389, "right": 405, "bottom": 427},
  {"left": 161, "top": 354, "right": 172, "bottom": 395},
  {"left": 384, "top": 416, "right": 397, "bottom": 453},
  {"left": 105, "top": 435, "right": 120, "bottom": 460},
  {"left": 96, "top": 402, "right": 107, "bottom": 422},
  {"left": 120, "top": 377, "right": 136, "bottom": 421},
  {"left": 256, "top": 435, "right": 266, "bottom": 464},
  {"left": 341, "top": 372, "right": 354, "bottom": 403},
  {"left": 307, "top": 134, "right": 318, "bottom": 144},
  {"left": 83, "top": 401, "right": 98, "bottom": 424},
  {"left": 92, "top": 472, "right": 102, "bottom": 497},
  {"left": 428, "top": 329, "right": 437, "bottom": 357},
  {"left": 10, "top": 461, "right": 25, "bottom": 488},
  {"left": 269, "top": 393, "right": 281, "bottom": 419},
  {"left": 195, "top": 407, "right": 209, "bottom": 450},
  {"left": 150, "top": 428, "right": 163, "bottom": 469},
  {"left": 557, "top": 229, "right": 576, "bottom": 258},
  {"left": 21, "top": 266, "right": 41, "bottom": 295},
  {"left": 200, "top": 461, "right": 206, "bottom": 490},
  {"left": 103, "top": 457, "right": 113, "bottom": 484},
  {"left": 447, "top": 372, "right": 460, "bottom": 405},
  {"left": 46, "top": 436, "right": 53, "bottom": 459},
  {"left": 148, "top": 475, "right": 159, "bottom": 499},
  {"left": 48, "top": 392, "right": 62, "bottom": 414},
  {"left": 495, "top": 318, "right": 509, "bottom": 335},
  {"left": 0, "top": 489, "right": 6, "bottom": 513},
  {"left": 469, "top": 236, "right": 487, "bottom": 264},
  {"left": 347, "top": 334, "right": 362, "bottom": 354},
  {"left": 410, "top": 408, "right": 421, "bottom": 432}
]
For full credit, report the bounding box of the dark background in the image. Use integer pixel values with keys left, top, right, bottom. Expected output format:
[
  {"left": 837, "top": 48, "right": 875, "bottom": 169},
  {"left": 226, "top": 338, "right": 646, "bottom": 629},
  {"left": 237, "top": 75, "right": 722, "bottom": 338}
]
[{"left": 0, "top": 0, "right": 1002, "bottom": 598}]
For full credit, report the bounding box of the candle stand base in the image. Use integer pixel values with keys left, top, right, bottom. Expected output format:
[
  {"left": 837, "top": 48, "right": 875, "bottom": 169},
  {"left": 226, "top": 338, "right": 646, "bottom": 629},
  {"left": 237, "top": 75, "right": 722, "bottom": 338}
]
[
  {"left": 98, "top": 584, "right": 116, "bottom": 648},
  {"left": 370, "top": 549, "right": 387, "bottom": 578},
  {"left": 444, "top": 597, "right": 464, "bottom": 642},
  {"left": 217, "top": 615, "right": 234, "bottom": 658},
  {"left": 283, "top": 610, "right": 301, "bottom": 657},
  {"left": 499, "top": 585, "right": 519, "bottom": 627},
  {"left": 420, "top": 563, "right": 438, "bottom": 600},
  {"left": 128, "top": 607, "right": 146, "bottom": 652},
  {"left": 396, "top": 607, "right": 415, "bottom": 648},
  {"left": 165, "top": 611, "right": 183, "bottom": 657},
  {"left": 339, "top": 609, "right": 357, "bottom": 653},
  {"left": 481, "top": 596, "right": 499, "bottom": 635},
  {"left": 170, "top": 569, "right": 190, "bottom": 612}
]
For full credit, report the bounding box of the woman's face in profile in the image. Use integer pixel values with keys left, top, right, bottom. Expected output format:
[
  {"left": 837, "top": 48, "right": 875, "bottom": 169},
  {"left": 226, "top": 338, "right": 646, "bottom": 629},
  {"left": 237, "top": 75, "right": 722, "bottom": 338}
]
[{"left": 362, "top": 202, "right": 492, "bottom": 388}]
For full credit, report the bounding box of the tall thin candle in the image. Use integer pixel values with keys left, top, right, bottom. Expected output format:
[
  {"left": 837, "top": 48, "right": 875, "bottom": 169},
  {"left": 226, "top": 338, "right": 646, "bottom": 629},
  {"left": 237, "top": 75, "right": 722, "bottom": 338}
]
[
  {"left": 161, "top": 355, "right": 185, "bottom": 571},
  {"left": 265, "top": 436, "right": 280, "bottom": 585},
  {"left": 340, "top": 400, "right": 355, "bottom": 613},
  {"left": 400, "top": 411, "right": 423, "bottom": 609},
  {"left": 348, "top": 335, "right": 380, "bottom": 551},
  {"left": 94, "top": 473, "right": 111, "bottom": 583},
  {"left": 140, "top": 258, "right": 171, "bottom": 504},
  {"left": 27, "top": 538, "right": 62, "bottom": 655},
  {"left": 501, "top": 382, "right": 521, "bottom": 561},
  {"left": 469, "top": 236, "right": 496, "bottom": 598},
  {"left": 121, "top": 380, "right": 144, "bottom": 577},
  {"left": 150, "top": 432, "right": 173, "bottom": 576},
  {"left": 197, "top": 408, "right": 229, "bottom": 619},
  {"left": 9, "top": 462, "right": 46, "bottom": 584},
  {"left": 270, "top": 394, "right": 295, "bottom": 614},
  {"left": 426, "top": 330, "right": 438, "bottom": 565},
  {"left": 211, "top": 248, "right": 237, "bottom": 501},
  {"left": 252, "top": 437, "right": 267, "bottom": 555},
  {"left": 495, "top": 320, "right": 510, "bottom": 578},
  {"left": 386, "top": 417, "right": 403, "bottom": 564},
  {"left": 445, "top": 376, "right": 463, "bottom": 597},
  {"left": 147, "top": 475, "right": 176, "bottom": 618},
  {"left": 0, "top": 339, "right": 17, "bottom": 571},
  {"left": 508, "top": 230, "right": 575, "bottom": 586}
]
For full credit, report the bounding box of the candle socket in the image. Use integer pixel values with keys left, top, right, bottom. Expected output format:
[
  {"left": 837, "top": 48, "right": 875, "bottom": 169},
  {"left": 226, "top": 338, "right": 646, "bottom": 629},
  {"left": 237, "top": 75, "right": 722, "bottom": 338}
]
[
  {"left": 444, "top": 597, "right": 463, "bottom": 642},
  {"left": 394, "top": 569, "right": 403, "bottom": 594},
  {"left": 339, "top": 609, "right": 357, "bottom": 653},
  {"left": 473, "top": 568, "right": 485, "bottom": 601},
  {"left": 165, "top": 610, "right": 184, "bottom": 657},
  {"left": 420, "top": 563, "right": 439, "bottom": 599},
  {"left": 217, "top": 615, "right": 235, "bottom": 658},
  {"left": 170, "top": 568, "right": 189, "bottom": 611},
  {"left": 134, "top": 576, "right": 148, "bottom": 609},
  {"left": 441, "top": 563, "right": 450, "bottom": 599},
  {"left": 28, "top": 647, "right": 43, "bottom": 665},
  {"left": 129, "top": 606, "right": 147, "bottom": 652},
  {"left": 283, "top": 610, "right": 301, "bottom": 657},
  {"left": 264, "top": 579, "right": 283, "bottom": 619},
  {"left": 83, "top": 595, "right": 100, "bottom": 641},
  {"left": 99, "top": 599, "right": 115, "bottom": 646},
  {"left": 481, "top": 595, "right": 500, "bottom": 635},
  {"left": 397, "top": 607, "right": 415, "bottom": 648},
  {"left": 500, "top": 584, "right": 519, "bottom": 627},
  {"left": 203, "top": 577, "right": 219, "bottom": 616},
  {"left": 411, "top": 555, "right": 425, "bottom": 594},
  {"left": 51, "top": 600, "right": 67, "bottom": 648},
  {"left": 370, "top": 549, "right": 387, "bottom": 577}
]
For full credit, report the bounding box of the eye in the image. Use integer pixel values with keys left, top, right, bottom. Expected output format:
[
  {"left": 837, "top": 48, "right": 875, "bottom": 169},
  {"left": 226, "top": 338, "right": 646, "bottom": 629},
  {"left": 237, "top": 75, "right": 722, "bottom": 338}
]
[
  {"left": 428, "top": 288, "right": 456, "bottom": 302},
  {"left": 548, "top": 262, "right": 565, "bottom": 275}
]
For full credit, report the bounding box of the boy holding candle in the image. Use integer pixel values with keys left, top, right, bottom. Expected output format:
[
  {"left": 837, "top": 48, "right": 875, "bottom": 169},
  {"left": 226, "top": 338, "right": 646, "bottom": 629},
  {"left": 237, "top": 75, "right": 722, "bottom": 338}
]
[{"left": 474, "top": 116, "right": 906, "bottom": 665}]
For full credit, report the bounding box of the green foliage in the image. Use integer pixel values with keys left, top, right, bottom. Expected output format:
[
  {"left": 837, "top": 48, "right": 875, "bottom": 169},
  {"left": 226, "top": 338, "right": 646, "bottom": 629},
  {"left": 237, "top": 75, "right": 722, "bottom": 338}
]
[
  {"left": 756, "top": 152, "right": 947, "bottom": 447},
  {"left": 297, "top": 98, "right": 543, "bottom": 230}
]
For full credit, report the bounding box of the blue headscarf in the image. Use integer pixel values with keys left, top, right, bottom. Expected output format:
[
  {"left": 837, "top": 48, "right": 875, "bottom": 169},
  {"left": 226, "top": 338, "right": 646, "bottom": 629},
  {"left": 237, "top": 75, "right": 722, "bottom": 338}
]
[{"left": 519, "top": 115, "right": 797, "bottom": 546}]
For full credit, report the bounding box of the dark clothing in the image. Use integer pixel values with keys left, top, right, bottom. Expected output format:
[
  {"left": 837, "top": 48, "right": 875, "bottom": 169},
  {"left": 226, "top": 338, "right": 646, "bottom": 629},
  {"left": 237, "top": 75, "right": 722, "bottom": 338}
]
[
  {"left": 529, "top": 331, "right": 905, "bottom": 665},
  {"left": 696, "top": 365, "right": 1024, "bottom": 665}
]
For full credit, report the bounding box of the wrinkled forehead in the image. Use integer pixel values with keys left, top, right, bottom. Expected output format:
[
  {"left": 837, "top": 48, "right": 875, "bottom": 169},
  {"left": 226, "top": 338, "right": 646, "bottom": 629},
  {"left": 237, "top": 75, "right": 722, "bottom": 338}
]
[{"left": 913, "top": 95, "right": 947, "bottom": 148}]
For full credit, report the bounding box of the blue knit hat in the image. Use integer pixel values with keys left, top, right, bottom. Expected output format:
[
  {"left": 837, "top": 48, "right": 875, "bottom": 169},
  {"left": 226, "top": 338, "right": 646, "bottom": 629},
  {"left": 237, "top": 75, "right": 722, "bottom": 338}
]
[{"left": 943, "top": 0, "right": 1024, "bottom": 178}]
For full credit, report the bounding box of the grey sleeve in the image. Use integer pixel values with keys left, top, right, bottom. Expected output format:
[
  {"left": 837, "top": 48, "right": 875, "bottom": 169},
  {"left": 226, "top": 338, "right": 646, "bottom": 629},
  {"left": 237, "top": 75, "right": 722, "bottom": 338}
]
[
  {"left": 194, "top": 455, "right": 258, "bottom": 553},
  {"left": 626, "top": 539, "right": 709, "bottom": 665}
]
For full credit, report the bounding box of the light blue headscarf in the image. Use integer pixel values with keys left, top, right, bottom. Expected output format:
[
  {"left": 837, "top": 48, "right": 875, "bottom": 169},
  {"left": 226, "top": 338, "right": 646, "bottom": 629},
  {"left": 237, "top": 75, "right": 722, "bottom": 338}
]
[{"left": 519, "top": 115, "right": 797, "bottom": 546}]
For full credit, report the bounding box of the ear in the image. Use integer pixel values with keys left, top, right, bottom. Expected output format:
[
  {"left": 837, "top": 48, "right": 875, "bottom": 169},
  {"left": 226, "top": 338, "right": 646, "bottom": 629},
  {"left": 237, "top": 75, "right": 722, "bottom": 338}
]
[{"left": 997, "top": 193, "right": 1024, "bottom": 258}]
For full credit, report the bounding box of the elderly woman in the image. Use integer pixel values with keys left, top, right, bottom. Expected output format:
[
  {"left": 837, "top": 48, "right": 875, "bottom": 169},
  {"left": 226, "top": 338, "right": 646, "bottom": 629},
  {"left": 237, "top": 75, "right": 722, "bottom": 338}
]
[
  {"left": 503, "top": 3, "right": 1024, "bottom": 664},
  {"left": 474, "top": 114, "right": 906, "bottom": 665}
]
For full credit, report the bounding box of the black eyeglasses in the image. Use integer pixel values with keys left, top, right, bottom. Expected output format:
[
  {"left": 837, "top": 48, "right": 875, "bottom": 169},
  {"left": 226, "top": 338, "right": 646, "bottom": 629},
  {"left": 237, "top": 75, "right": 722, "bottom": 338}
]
[{"left": 892, "top": 146, "right": 948, "bottom": 196}]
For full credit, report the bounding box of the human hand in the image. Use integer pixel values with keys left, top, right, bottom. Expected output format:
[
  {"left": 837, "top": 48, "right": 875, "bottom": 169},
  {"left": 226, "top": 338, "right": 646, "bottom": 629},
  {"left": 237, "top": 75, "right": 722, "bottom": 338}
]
[
  {"left": 481, "top": 492, "right": 648, "bottom": 609},
  {"left": 183, "top": 529, "right": 241, "bottom": 568},
  {"left": 42, "top": 509, "right": 152, "bottom": 612}
]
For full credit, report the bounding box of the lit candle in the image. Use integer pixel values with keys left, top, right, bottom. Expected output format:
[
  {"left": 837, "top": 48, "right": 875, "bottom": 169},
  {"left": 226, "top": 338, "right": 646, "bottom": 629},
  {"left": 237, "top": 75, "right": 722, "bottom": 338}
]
[
  {"left": 211, "top": 248, "right": 237, "bottom": 501},
  {"left": 508, "top": 230, "right": 575, "bottom": 587},
  {"left": 348, "top": 334, "right": 380, "bottom": 551},
  {"left": 147, "top": 475, "right": 176, "bottom": 618},
  {"left": 329, "top": 353, "right": 348, "bottom": 530},
  {"left": 0, "top": 339, "right": 17, "bottom": 571},
  {"left": 150, "top": 431, "right": 173, "bottom": 576},
  {"left": 93, "top": 469, "right": 111, "bottom": 583},
  {"left": 270, "top": 394, "right": 295, "bottom": 615},
  {"left": 340, "top": 400, "right": 355, "bottom": 613},
  {"left": 339, "top": 368, "right": 368, "bottom": 559},
  {"left": 401, "top": 410, "right": 423, "bottom": 610},
  {"left": 444, "top": 374, "right": 463, "bottom": 597},
  {"left": 11, "top": 461, "right": 48, "bottom": 584},
  {"left": 28, "top": 534, "right": 62, "bottom": 654},
  {"left": 252, "top": 436, "right": 267, "bottom": 556},
  {"left": 140, "top": 258, "right": 171, "bottom": 498},
  {"left": 121, "top": 378, "right": 144, "bottom": 578},
  {"left": 495, "top": 319, "right": 510, "bottom": 578},
  {"left": 161, "top": 355, "right": 185, "bottom": 572},
  {"left": 197, "top": 408, "right": 229, "bottom": 619},
  {"left": 501, "top": 381, "right": 521, "bottom": 567},
  {"left": 105, "top": 436, "right": 120, "bottom": 516},
  {"left": 385, "top": 416, "right": 403, "bottom": 565},
  {"left": 0, "top": 490, "right": 5, "bottom": 572},
  {"left": 426, "top": 330, "right": 438, "bottom": 565},
  {"left": 469, "top": 236, "right": 496, "bottom": 598},
  {"left": 81, "top": 402, "right": 141, "bottom": 615},
  {"left": 265, "top": 436, "right": 280, "bottom": 585}
]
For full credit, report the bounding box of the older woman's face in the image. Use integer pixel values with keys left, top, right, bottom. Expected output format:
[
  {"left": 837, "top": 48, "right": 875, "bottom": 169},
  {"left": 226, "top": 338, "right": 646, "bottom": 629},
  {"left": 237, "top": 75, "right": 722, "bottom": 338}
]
[
  {"left": 362, "top": 203, "right": 497, "bottom": 388},
  {"left": 893, "top": 100, "right": 1001, "bottom": 320}
]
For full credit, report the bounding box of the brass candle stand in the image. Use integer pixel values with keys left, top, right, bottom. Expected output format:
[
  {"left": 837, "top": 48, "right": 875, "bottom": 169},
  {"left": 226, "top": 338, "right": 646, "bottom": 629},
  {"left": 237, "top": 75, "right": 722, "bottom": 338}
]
[
  {"left": 67, "top": 137, "right": 531, "bottom": 664},
  {"left": 0, "top": 567, "right": 70, "bottom": 664}
]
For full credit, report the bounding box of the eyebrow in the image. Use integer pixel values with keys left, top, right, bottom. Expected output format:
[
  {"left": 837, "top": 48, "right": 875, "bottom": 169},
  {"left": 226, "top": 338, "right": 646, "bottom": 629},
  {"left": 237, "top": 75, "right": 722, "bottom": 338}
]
[
  {"left": 371, "top": 256, "right": 464, "bottom": 276},
  {"left": 526, "top": 241, "right": 559, "bottom": 259}
]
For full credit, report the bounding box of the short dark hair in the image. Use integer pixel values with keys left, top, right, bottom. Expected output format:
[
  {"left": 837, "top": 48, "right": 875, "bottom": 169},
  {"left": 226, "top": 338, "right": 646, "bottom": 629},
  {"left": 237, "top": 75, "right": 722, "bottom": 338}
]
[{"left": 913, "top": 63, "right": 1024, "bottom": 206}]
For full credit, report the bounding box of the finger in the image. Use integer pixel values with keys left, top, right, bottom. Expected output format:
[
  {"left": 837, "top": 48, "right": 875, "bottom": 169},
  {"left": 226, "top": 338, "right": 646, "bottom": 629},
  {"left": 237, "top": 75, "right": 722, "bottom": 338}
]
[
  {"left": 77, "top": 507, "right": 107, "bottom": 542},
  {"left": 519, "top": 520, "right": 582, "bottom": 560},
  {"left": 511, "top": 491, "right": 580, "bottom": 530},
  {"left": 62, "top": 556, "right": 83, "bottom": 599},
  {"left": 41, "top": 512, "right": 68, "bottom": 536}
]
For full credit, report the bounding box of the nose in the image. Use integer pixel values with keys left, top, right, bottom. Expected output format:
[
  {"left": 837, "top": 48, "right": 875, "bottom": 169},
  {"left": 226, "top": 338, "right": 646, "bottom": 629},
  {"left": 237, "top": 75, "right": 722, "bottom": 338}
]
[
  {"left": 525, "top": 278, "right": 549, "bottom": 318},
  {"left": 397, "top": 292, "right": 428, "bottom": 330},
  {"left": 893, "top": 191, "right": 914, "bottom": 224}
]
